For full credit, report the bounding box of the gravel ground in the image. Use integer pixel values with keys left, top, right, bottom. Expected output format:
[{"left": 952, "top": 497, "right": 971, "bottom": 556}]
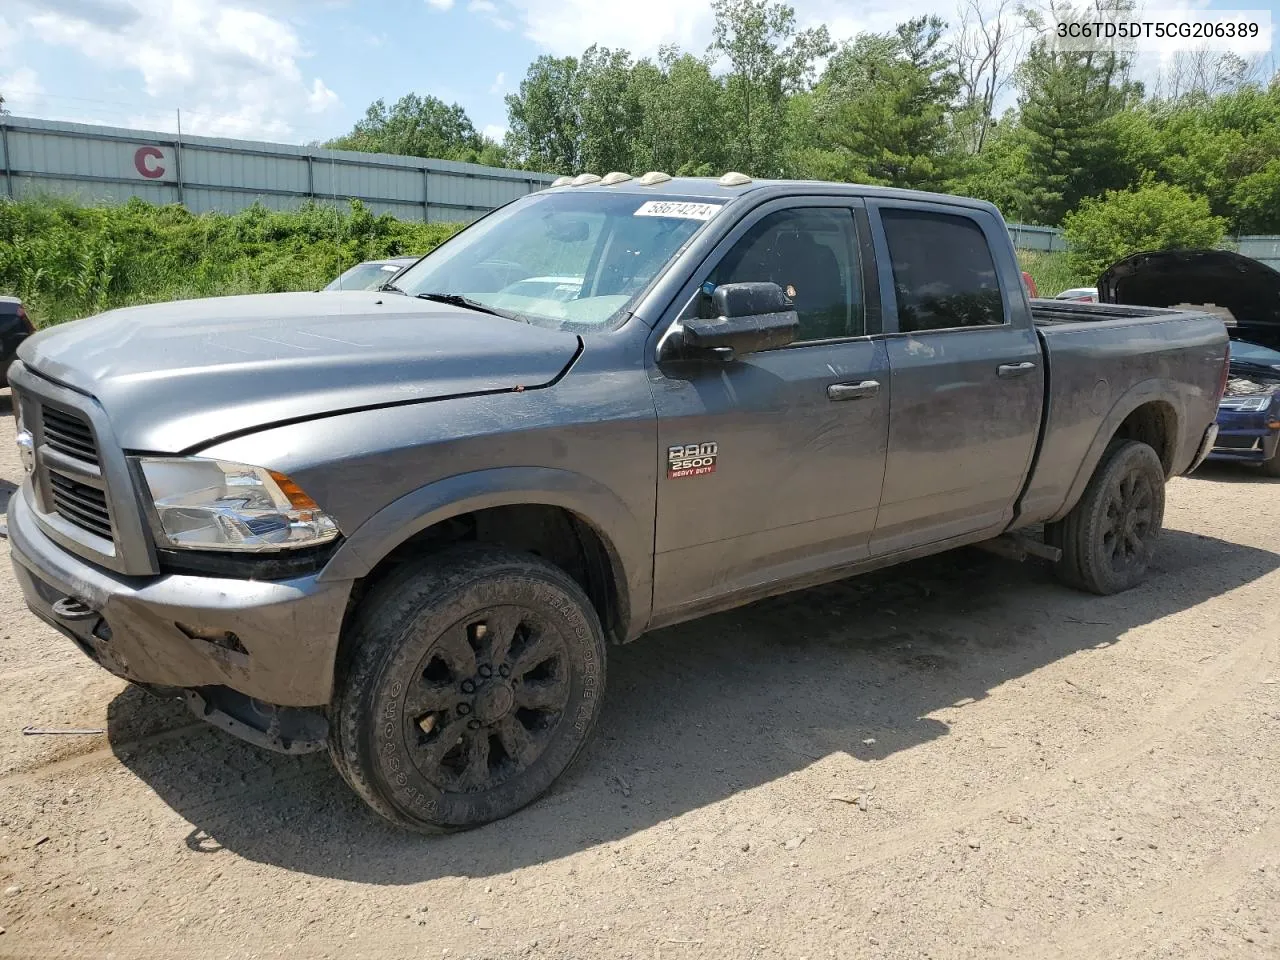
[{"left": 0, "top": 386, "right": 1277, "bottom": 960}]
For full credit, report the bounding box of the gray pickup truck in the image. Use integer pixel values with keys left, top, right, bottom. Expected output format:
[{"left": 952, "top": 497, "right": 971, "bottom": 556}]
[{"left": 6, "top": 175, "right": 1228, "bottom": 832}]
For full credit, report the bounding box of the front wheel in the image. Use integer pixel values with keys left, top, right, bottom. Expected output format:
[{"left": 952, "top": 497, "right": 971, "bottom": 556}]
[
  {"left": 329, "top": 545, "right": 607, "bottom": 833},
  {"left": 1046, "top": 440, "right": 1166, "bottom": 595}
]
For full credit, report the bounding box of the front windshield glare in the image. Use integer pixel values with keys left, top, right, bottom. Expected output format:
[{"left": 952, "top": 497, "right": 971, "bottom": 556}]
[{"left": 391, "top": 191, "right": 724, "bottom": 328}]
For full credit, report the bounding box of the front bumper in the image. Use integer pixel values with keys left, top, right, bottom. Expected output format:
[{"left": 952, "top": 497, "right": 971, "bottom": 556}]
[
  {"left": 7, "top": 487, "right": 353, "bottom": 708},
  {"left": 1206, "top": 426, "right": 1279, "bottom": 464}
]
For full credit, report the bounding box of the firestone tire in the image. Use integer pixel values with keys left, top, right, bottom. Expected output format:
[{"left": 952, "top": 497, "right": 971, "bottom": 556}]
[
  {"left": 1046, "top": 440, "right": 1166, "bottom": 596},
  {"left": 328, "top": 545, "right": 607, "bottom": 834}
]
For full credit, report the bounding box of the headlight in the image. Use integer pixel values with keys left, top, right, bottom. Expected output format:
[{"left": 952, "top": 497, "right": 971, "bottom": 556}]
[{"left": 135, "top": 457, "right": 339, "bottom": 552}]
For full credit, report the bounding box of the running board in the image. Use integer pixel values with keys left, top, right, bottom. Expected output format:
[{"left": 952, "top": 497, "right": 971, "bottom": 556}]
[{"left": 977, "top": 534, "right": 1063, "bottom": 564}]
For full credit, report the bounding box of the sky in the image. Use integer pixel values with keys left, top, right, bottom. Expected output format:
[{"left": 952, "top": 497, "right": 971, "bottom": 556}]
[{"left": 0, "top": 0, "right": 1277, "bottom": 148}]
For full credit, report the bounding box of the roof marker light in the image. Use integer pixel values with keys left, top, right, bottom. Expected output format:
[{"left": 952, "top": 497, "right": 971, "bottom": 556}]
[
  {"left": 601, "top": 171, "right": 634, "bottom": 185},
  {"left": 571, "top": 173, "right": 602, "bottom": 186},
  {"left": 550, "top": 175, "right": 573, "bottom": 187},
  {"left": 637, "top": 171, "right": 672, "bottom": 185},
  {"left": 719, "top": 171, "right": 752, "bottom": 186}
]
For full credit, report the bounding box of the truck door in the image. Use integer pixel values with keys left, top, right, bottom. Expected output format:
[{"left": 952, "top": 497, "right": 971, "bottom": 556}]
[
  {"left": 646, "top": 199, "right": 891, "bottom": 624},
  {"left": 865, "top": 201, "right": 1044, "bottom": 556}
]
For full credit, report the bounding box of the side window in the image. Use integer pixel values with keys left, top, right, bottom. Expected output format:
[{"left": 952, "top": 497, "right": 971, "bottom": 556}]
[
  {"left": 707, "top": 207, "right": 862, "bottom": 342},
  {"left": 880, "top": 209, "right": 1005, "bottom": 332}
]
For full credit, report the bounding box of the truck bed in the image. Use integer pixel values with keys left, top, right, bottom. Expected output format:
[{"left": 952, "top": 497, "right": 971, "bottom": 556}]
[
  {"left": 1029, "top": 299, "right": 1189, "bottom": 326},
  {"left": 1013, "top": 299, "right": 1229, "bottom": 530}
]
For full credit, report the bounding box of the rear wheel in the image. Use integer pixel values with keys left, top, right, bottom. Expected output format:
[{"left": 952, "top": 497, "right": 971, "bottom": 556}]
[
  {"left": 1046, "top": 440, "right": 1166, "bottom": 595},
  {"left": 329, "top": 545, "right": 606, "bottom": 833}
]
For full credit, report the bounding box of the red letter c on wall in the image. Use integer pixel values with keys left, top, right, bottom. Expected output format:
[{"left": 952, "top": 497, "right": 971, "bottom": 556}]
[{"left": 134, "top": 146, "right": 166, "bottom": 179}]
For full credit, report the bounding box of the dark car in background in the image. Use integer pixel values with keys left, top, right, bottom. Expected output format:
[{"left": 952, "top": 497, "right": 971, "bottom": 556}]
[
  {"left": 1, "top": 296, "right": 35, "bottom": 386},
  {"left": 323, "top": 256, "right": 419, "bottom": 292},
  {"left": 1209, "top": 340, "right": 1280, "bottom": 475},
  {"left": 1097, "top": 250, "right": 1280, "bottom": 476}
]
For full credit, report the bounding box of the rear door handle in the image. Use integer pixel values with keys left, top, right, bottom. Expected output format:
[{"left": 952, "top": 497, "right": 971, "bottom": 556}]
[
  {"left": 827, "top": 379, "right": 880, "bottom": 401},
  {"left": 997, "top": 361, "right": 1037, "bottom": 378}
]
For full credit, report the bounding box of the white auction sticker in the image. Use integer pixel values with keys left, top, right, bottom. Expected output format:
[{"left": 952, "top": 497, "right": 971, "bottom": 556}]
[{"left": 634, "top": 200, "right": 723, "bottom": 220}]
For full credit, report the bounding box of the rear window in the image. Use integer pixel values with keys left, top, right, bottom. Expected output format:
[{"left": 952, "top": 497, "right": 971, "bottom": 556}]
[{"left": 881, "top": 209, "right": 1005, "bottom": 332}]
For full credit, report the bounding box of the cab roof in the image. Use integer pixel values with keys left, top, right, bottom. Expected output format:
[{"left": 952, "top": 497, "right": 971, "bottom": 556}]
[{"left": 549, "top": 176, "right": 1001, "bottom": 214}]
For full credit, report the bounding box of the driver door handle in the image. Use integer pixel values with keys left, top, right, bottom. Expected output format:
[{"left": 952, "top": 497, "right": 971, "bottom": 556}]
[
  {"left": 998, "top": 361, "right": 1037, "bottom": 378},
  {"left": 827, "top": 379, "right": 880, "bottom": 401}
]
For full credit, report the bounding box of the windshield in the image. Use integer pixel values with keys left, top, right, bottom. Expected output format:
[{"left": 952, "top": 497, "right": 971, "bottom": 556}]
[
  {"left": 324, "top": 261, "right": 410, "bottom": 291},
  {"left": 1230, "top": 340, "right": 1280, "bottom": 366},
  {"left": 390, "top": 191, "right": 725, "bottom": 330}
]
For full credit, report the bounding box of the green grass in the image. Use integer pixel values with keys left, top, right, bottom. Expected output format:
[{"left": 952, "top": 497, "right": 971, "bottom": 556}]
[
  {"left": 0, "top": 195, "right": 463, "bottom": 327},
  {"left": 1017, "top": 250, "right": 1085, "bottom": 297}
]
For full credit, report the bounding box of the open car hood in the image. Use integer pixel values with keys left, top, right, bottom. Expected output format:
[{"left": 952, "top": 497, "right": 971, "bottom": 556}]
[{"left": 1097, "top": 249, "right": 1280, "bottom": 350}]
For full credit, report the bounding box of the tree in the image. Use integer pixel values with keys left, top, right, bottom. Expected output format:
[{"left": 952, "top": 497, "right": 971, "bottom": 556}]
[
  {"left": 327, "top": 94, "right": 492, "bottom": 163},
  {"left": 954, "top": 0, "right": 1025, "bottom": 154},
  {"left": 504, "top": 55, "right": 584, "bottom": 172},
  {"left": 577, "top": 46, "right": 645, "bottom": 174},
  {"left": 709, "top": 0, "right": 833, "bottom": 176},
  {"left": 1015, "top": 0, "right": 1142, "bottom": 223},
  {"left": 1151, "top": 50, "right": 1264, "bottom": 101},
  {"left": 1063, "top": 183, "right": 1228, "bottom": 279},
  {"left": 801, "top": 17, "right": 963, "bottom": 189},
  {"left": 630, "top": 47, "right": 728, "bottom": 175}
]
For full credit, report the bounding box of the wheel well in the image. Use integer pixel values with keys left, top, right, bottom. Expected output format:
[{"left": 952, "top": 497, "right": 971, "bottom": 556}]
[
  {"left": 346, "top": 504, "right": 626, "bottom": 645},
  {"left": 1113, "top": 401, "right": 1178, "bottom": 474}
]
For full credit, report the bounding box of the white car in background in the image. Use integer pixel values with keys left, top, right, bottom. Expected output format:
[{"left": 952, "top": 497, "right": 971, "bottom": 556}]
[
  {"left": 1055, "top": 286, "right": 1099, "bottom": 302},
  {"left": 324, "top": 256, "right": 420, "bottom": 291}
]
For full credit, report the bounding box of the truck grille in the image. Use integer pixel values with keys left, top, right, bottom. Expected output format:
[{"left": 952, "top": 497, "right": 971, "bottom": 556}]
[
  {"left": 47, "top": 471, "right": 114, "bottom": 540},
  {"left": 41, "top": 406, "right": 100, "bottom": 465},
  {"left": 38, "top": 402, "right": 115, "bottom": 543}
]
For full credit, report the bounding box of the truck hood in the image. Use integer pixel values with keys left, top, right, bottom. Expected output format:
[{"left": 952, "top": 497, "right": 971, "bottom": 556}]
[
  {"left": 17, "top": 292, "right": 582, "bottom": 452},
  {"left": 1098, "top": 249, "right": 1280, "bottom": 350}
]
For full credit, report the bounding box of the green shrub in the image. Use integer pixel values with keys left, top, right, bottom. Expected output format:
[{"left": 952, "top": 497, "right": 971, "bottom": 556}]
[
  {"left": 0, "top": 195, "right": 463, "bottom": 326},
  {"left": 1017, "top": 250, "right": 1082, "bottom": 297},
  {"left": 1063, "top": 183, "right": 1228, "bottom": 283}
]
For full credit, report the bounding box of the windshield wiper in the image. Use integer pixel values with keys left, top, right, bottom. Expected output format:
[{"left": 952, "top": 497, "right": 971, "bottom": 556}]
[{"left": 414, "top": 292, "right": 528, "bottom": 323}]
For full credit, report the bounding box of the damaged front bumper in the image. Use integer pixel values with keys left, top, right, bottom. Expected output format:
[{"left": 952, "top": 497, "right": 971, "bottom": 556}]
[{"left": 7, "top": 487, "right": 352, "bottom": 753}]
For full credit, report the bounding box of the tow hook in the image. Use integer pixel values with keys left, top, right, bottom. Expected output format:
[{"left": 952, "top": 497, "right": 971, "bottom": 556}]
[{"left": 51, "top": 596, "right": 97, "bottom": 621}]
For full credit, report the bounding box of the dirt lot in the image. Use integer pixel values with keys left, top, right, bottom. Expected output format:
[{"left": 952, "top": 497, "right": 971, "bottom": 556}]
[{"left": 0, "top": 388, "right": 1277, "bottom": 960}]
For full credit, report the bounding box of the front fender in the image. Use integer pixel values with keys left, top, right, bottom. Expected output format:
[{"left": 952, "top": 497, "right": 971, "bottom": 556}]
[
  {"left": 319, "top": 466, "right": 652, "bottom": 640},
  {"left": 1046, "top": 379, "right": 1185, "bottom": 525}
]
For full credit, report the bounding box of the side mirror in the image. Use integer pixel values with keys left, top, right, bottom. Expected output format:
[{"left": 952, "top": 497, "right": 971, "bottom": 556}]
[{"left": 674, "top": 282, "right": 798, "bottom": 360}]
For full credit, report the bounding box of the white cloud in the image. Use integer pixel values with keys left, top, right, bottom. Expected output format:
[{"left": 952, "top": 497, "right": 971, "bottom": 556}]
[
  {"left": 483, "top": 122, "right": 508, "bottom": 142},
  {"left": 306, "top": 77, "right": 339, "bottom": 113},
  {"left": 15, "top": 0, "right": 341, "bottom": 141},
  {"left": 502, "top": 0, "right": 968, "bottom": 59},
  {"left": 0, "top": 65, "right": 45, "bottom": 114},
  {"left": 426, "top": 0, "right": 454, "bottom": 8},
  {"left": 469, "top": 0, "right": 514, "bottom": 31},
  {"left": 489, "top": 71, "right": 505, "bottom": 94},
  {"left": 0, "top": 16, "right": 18, "bottom": 56}
]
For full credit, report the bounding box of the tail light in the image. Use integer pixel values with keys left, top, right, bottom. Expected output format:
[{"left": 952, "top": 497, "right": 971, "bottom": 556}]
[
  {"left": 16, "top": 303, "right": 34, "bottom": 334},
  {"left": 1215, "top": 342, "right": 1231, "bottom": 402},
  {"left": 1021, "top": 271, "right": 1038, "bottom": 298}
]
